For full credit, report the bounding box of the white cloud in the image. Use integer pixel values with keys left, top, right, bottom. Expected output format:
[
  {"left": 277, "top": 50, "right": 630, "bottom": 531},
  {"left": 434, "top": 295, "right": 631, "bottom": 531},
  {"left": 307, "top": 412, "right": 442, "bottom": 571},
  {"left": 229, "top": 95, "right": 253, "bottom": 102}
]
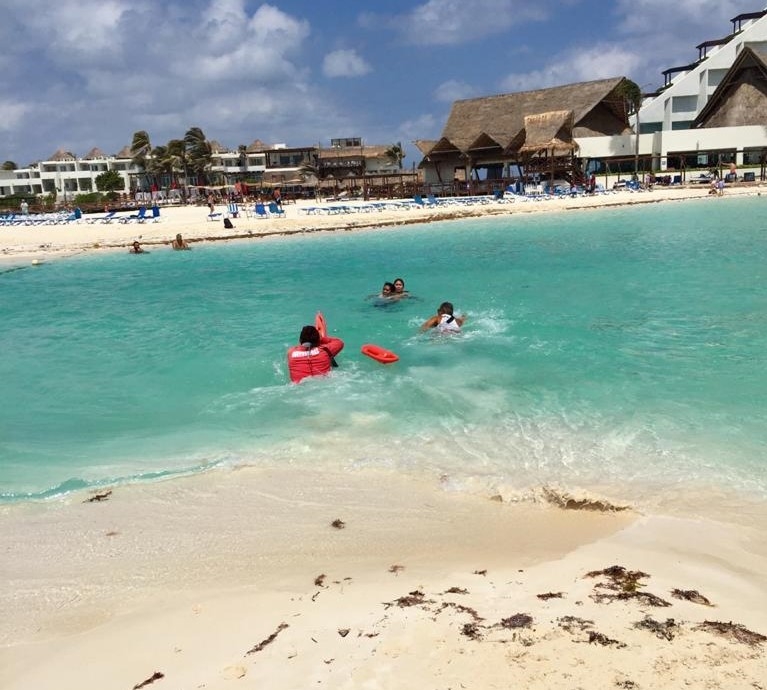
[
  {"left": 385, "top": 0, "right": 549, "bottom": 46},
  {"left": 499, "top": 44, "right": 644, "bottom": 92},
  {"left": 398, "top": 113, "right": 441, "bottom": 142},
  {"left": 433, "top": 80, "right": 477, "bottom": 103},
  {"left": 322, "top": 49, "right": 372, "bottom": 78},
  {"left": 0, "top": 100, "right": 28, "bottom": 131}
]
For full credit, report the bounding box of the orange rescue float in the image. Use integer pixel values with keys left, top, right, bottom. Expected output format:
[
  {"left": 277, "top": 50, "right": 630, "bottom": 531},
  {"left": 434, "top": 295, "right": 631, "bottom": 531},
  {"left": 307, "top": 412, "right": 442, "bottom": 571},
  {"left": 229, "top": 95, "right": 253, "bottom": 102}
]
[
  {"left": 361, "top": 343, "right": 399, "bottom": 364},
  {"left": 315, "top": 311, "right": 327, "bottom": 338}
]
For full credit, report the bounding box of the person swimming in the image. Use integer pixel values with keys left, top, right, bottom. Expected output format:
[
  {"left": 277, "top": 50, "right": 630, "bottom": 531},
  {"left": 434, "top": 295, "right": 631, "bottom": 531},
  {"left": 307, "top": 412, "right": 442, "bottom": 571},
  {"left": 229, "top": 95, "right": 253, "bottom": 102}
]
[
  {"left": 420, "top": 301, "right": 466, "bottom": 333},
  {"left": 392, "top": 277, "right": 409, "bottom": 298}
]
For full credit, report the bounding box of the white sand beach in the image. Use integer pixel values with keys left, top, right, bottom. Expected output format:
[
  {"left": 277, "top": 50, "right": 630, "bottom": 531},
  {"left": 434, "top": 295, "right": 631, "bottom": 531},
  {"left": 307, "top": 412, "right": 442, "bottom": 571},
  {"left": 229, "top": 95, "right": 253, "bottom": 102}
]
[
  {"left": 1, "top": 183, "right": 763, "bottom": 264},
  {"left": 1, "top": 467, "right": 765, "bottom": 690},
  {"left": 1, "top": 185, "right": 766, "bottom": 689}
]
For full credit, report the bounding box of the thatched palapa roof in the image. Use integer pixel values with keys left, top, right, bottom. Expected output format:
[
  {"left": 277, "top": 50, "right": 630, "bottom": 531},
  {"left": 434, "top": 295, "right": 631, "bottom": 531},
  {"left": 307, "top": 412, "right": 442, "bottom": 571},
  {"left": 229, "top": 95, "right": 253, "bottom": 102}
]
[
  {"left": 83, "top": 147, "right": 107, "bottom": 160},
  {"left": 49, "top": 148, "right": 76, "bottom": 161},
  {"left": 519, "top": 110, "right": 576, "bottom": 154},
  {"left": 428, "top": 77, "right": 631, "bottom": 159},
  {"left": 693, "top": 46, "right": 767, "bottom": 128}
]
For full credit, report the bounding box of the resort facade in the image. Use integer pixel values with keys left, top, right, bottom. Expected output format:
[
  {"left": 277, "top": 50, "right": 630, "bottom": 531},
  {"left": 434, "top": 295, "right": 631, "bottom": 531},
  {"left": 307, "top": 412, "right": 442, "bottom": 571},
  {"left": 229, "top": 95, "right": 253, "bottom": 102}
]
[
  {"left": 418, "top": 8, "right": 767, "bottom": 188},
  {"left": 0, "top": 138, "right": 409, "bottom": 202}
]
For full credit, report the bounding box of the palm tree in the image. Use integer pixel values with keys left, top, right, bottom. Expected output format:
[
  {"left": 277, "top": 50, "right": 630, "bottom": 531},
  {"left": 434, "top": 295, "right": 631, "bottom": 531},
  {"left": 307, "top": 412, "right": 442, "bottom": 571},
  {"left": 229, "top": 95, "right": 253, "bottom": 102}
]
[
  {"left": 2, "top": 160, "right": 17, "bottom": 170},
  {"left": 384, "top": 142, "right": 405, "bottom": 170},
  {"left": 130, "top": 130, "right": 152, "bottom": 191},
  {"left": 614, "top": 79, "right": 642, "bottom": 175},
  {"left": 165, "top": 139, "right": 188, "bottom": 199},
  {"left": 184, "top": 126, "right": 212, "bottom": 187}
]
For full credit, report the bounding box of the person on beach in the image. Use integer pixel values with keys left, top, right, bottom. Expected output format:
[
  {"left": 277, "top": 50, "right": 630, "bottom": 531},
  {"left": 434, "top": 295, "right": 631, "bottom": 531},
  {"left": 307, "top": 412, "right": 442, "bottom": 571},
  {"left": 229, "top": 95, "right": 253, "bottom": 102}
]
[
  {"left": 420, "top": 301, "right": 465, "bottom": 334},
  {"left": 287, "top": 325, "right": 344, "bottom": 383},
  {"left": 171, "top": 233, "right": 191, "bottom": 250},
  {"left": 129, "top": 240, "right": 145, "bottom": 254}
]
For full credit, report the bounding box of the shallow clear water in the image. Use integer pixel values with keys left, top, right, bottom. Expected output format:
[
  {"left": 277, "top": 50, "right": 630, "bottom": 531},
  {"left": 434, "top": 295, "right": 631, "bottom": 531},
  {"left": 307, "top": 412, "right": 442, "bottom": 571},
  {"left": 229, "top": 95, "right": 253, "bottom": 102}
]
[{"left": 1, "top": 197, "right": 766, "bottom": 513}]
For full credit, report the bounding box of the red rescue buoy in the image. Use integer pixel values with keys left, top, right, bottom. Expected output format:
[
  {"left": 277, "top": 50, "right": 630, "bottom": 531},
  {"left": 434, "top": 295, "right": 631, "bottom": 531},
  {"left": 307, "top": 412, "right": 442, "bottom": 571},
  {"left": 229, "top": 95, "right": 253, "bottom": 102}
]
[{"left": 361, "top": 343, "right": 399, "bottom": 364}]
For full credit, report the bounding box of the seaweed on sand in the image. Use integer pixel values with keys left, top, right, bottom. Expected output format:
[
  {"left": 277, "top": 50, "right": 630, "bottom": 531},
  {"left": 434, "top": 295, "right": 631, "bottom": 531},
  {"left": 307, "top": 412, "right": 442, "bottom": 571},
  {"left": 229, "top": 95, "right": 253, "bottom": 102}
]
[
  {"left": 245, "top": 622, "right": 289, "bottom": 655},
  {"left": 542, "top": 487, "right": 629, "bottom": 512},
  {"left": 84, "top": 490, "right": 112, "bottom": 503},
  {"left": 386, "top": 590, "right": 434, "bottom": 609},
  {"left": 634, "top": 615, "right": 679, "bottom": 641},
  {"left": 461, "top": 622, "right": 483, "bottom": 640},
  {"left": 133, "top": 671, "right": 164, "bottom": 689},
  {"left": 696, "top": 620, "right": 767, "bottom": 646},
  {"left": 671, "top": 588, "right": 714, "bottom": 606},
  {"left": 588, "top": 631, "right": 626, "bottom": 648},
  {"left": 557, "top": 615, "right": 594, "bottom": 633},
  {"left": 586, "top": 566, "right": 671, "bottom": 607},
  {"left": 499, "top": 613, "right": 533, "bottom": 629}
]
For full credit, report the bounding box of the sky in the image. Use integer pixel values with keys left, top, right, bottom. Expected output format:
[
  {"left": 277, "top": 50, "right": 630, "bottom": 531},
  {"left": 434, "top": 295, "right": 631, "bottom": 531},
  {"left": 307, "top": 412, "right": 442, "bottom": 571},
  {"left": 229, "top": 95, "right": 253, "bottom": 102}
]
[{"left": 0, "top": 0, "right": 761, "bottom": 167}]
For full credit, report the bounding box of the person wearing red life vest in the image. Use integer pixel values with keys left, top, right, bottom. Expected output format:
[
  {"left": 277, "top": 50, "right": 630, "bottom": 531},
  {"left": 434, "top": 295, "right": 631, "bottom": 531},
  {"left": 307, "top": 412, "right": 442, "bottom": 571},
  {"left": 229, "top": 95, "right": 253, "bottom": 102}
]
[{"left": 287, "top": 325, "right": 344, "bottom": 383}]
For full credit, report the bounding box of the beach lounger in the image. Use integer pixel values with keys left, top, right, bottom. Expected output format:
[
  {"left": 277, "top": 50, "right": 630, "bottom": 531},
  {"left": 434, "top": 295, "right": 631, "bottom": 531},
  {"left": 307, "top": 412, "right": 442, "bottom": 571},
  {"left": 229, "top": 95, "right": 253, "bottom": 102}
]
[
  {"left": 120, "top": 207, "right": 148, "bottom": 223},
  {"left": 207, "top": 211, "right": 222, "bottom": 221},
  {"left": 268, "top": 202, "right": 285, "bottom": 217},
  {"left": 253, "top": 203, "right": 268, "bottom": 219},
  {"left": 86, "top": 210, "right": 117, "bottom": 224},
  {"left": 227, "top": 202, "right": 239, "bottom": 218}
]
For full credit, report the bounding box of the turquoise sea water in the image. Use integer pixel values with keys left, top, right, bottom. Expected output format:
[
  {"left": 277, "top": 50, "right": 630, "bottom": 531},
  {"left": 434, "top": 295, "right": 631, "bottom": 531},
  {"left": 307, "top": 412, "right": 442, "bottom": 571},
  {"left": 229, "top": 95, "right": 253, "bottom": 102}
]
[{"left": 1, "top": 197, "right": 766, "bottom": 514}]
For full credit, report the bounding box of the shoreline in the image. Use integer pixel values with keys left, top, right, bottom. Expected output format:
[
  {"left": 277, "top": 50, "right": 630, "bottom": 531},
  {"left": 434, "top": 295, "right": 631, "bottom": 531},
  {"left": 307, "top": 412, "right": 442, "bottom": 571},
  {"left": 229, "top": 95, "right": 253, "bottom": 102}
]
[
  {"left": 1, "top": 185, "right": 763, "bottom": 264},
  {"left": 1, "top": 466, "right": 765, "bottom": 689}
]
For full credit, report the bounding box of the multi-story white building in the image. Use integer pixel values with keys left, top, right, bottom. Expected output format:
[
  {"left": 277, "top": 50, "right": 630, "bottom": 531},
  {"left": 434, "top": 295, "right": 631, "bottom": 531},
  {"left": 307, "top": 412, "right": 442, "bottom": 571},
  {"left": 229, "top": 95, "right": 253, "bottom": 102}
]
[
  {"left": 0, "top": 139, "right": 401, "bottom": 200},
  {"left": 581, "top": 7, "right": 767, "bottom": 175}
]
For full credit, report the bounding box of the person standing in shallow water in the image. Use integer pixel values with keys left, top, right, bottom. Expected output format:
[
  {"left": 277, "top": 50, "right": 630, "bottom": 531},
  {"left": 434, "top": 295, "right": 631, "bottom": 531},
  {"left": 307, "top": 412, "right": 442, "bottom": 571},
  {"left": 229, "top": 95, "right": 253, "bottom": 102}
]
[
  {"left": 171, "top": 233, "right": 191, "bottom": 250},
  {"left": 286, "top": 325, "right": 344, "bottom": 383}
]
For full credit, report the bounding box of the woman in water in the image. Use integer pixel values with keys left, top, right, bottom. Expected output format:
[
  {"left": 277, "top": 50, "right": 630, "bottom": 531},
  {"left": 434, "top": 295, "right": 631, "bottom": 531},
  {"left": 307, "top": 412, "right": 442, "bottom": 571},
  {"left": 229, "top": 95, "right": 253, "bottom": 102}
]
[{"left": 392, "top": 277, "right": 410, "bottom": 298}]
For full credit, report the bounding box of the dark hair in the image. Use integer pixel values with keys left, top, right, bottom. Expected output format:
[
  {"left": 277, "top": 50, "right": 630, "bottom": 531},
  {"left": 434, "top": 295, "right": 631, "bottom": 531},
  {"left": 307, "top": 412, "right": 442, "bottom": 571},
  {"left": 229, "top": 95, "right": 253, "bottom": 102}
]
[
  {"left": 393, "top": 277, "right": 405, "bottom": 286},
  {"left": 382, "top": 281, "right": 395, "bottom": 292},
  {"left": 438, "top": 301, "right": 454, "bottom": 315},
  {"left": 299, "top": 325, "right": 320, "bottom": 347}
]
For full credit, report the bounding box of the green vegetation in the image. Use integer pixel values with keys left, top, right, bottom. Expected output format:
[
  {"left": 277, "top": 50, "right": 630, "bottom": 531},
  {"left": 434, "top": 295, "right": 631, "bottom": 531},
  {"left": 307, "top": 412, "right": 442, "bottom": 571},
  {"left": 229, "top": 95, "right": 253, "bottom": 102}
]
[{"left": 95, "top": 169, "right": 125, "bottom": 200}]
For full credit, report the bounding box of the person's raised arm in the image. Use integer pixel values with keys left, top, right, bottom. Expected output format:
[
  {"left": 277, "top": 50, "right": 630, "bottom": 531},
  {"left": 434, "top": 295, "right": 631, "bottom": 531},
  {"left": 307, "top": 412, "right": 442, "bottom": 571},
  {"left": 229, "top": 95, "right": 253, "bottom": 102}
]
[{"left": 320, "top": 335, "right": 344, "bottom": 357}]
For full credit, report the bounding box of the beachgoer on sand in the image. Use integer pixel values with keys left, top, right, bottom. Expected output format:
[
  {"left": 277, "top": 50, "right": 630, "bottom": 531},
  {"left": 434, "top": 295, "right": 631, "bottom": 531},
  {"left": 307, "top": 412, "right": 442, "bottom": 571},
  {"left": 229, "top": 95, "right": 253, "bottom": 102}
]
[
  {"left": 287, "top": 325, "right": 344, "bottom": 383},
  {"left": 420, "top": 301, "right": 465, "bottom": 333}
]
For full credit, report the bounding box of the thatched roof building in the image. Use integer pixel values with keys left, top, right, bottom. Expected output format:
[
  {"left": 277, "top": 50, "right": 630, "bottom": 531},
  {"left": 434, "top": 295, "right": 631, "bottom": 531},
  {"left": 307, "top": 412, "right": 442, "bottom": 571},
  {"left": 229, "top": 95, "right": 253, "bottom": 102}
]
[
  {"left": 420, "top": 77, "right": 635, "bottom": 184},
  {"left": 692, "top": 46, "right": 767, "bottom": 127}
]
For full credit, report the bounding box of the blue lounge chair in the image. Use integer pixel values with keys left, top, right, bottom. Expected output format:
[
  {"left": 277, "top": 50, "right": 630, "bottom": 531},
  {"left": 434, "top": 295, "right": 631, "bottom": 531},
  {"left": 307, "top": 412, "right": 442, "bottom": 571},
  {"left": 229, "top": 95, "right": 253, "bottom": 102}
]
[
  {"left": 253, "top": 203, "right": 268, "bottom": 219},
  {"left": 119, "top": 207, "right": 148, "bottom": 223},
  {"left": 227, "top": 202, "right": 239, "bottom": 218},
  {"left": 268, "top": 202, "right": 285, "bottom": 217}
]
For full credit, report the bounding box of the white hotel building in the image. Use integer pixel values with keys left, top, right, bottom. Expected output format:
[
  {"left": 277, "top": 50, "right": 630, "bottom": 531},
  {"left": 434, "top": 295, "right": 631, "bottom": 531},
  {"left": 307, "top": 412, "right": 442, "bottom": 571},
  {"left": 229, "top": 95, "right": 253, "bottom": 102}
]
[{"left": 580, "top": 7, "right": 767, "bottom": 175}]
